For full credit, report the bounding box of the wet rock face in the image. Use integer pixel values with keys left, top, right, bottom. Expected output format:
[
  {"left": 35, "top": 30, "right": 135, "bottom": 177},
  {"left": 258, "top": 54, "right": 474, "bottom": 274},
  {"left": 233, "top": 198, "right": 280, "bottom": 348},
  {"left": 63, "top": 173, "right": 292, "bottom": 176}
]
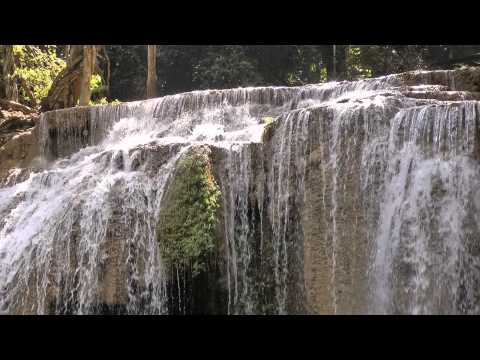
[
  {"left": 451, "top": 67, "right": 480, "bottom": 92},
  {"left": 210, "top": 69, "right": 480, "bottom": 315},
  {"left": 0, "top": 130, "right": 38, "bottom": 186},
  {"left": 2, "top": 67, "right": 480, "bottom": 314},
  {"left": 208, "top": 102, "right": 389, "bottom": 314},
  {"left": 0, "top": 101, "right": 38, "bottom": 140},
  {"left": 0, "top": 101, "right": 39, "bottom": 185}
]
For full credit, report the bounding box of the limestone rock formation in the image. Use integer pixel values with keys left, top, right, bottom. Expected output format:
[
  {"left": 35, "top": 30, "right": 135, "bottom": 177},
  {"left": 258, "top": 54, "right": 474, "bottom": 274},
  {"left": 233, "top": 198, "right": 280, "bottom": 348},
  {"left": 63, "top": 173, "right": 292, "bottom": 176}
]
[{"left": 1, "top": 67, "right": 480, "bottom": 314}]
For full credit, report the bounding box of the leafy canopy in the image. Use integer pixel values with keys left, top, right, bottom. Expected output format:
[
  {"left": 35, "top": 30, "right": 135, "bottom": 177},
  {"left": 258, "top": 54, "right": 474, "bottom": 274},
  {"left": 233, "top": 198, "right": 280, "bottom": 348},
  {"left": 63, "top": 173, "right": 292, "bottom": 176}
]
[{"left": 13, "top": 45, "right": 66, "bottom": 106}]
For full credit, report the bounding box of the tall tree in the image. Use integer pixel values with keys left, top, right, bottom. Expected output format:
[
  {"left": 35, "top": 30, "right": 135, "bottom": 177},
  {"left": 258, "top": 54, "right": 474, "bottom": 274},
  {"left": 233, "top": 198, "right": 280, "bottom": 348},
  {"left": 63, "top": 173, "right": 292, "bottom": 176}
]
[
  {"left": 332, "top": 45, "right": 337, "bottom": 80},
  {"left": 2, "top": 45, "right": 19, "bottom": 102},
  {"left": 335, "top": 45, "right": 348, "bottom": 81},
  {"left": 322, "top": 45, "right": 335, "bottom": 81},
  {"left": 79, "top": 45, "right": 96, "bottom": 106},
  {"left": 96, "top": 45, "right": 111, "bottom": 98},
  {"left": 146, "top": 45, "right": 157, "bottom": 98}
]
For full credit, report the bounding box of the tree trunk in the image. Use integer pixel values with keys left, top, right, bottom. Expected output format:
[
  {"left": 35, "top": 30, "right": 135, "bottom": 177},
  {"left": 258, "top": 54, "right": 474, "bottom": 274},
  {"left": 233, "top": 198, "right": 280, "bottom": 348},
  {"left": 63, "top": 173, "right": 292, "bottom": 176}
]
[
  {"left": 332, "top": 45, "right": 337, "bottom": 80},
  {"left": 41, "top": 45, "right": 98, "bottom": 111},
  {"left": 41, "top": 45, "right": 84, "bottom": 111},
  {"left": 336, "top": 45, "right": 347, "bottom": 81},
  {"left": 323, "top": 45, "right": 335, "bottom": 81},
  {"left": 146, "top": 45, "right": 157, "bottom": 98},
  {"left": 79, "top": 45, "right": 97, "bottom": 106},
  {"left": 97, "top": 45, "right": 111, "bottom": 98},
  {"left": 3, "top": 45, "right": 18, "bottom": 102},
  {"left": 65, "top": 45, "right": 71, "bottom": 64}
]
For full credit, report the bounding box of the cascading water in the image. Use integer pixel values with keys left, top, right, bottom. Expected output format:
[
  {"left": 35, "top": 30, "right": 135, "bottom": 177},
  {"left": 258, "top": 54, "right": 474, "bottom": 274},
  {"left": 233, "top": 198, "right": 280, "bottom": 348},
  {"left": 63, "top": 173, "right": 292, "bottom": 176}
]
[
  {"left": 1, "top": 68, "right": 480, "bottom": 314},
  {"left": 370, "top": 102, "right": 480, "bottom": 314},
  {"left": 0, "top": 86, "right": 296, "bottom": 314}
]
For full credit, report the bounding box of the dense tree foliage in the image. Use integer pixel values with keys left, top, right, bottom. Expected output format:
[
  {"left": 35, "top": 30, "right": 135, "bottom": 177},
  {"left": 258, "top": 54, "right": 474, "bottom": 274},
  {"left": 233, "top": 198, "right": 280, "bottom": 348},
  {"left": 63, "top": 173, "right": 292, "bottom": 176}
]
[
  {"left": 108, "top": 45, "right": 480, "bottom": 101},
  {"left": 2, "top": 45, "right": 480, "bottom": 109}
]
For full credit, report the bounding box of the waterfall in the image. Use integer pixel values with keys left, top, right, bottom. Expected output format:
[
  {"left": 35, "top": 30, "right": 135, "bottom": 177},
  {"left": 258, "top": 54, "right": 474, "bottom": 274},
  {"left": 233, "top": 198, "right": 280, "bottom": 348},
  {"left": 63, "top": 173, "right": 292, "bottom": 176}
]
[
  {"left": 370, "top": 102, "right": 480, "bottom": 314},
  {"left": 0, "top": 86, "right": 295, "bottom": 314},
  {"left": 222, "top": 144, "right": 255, "bottom": 314},
  {"left": 1, "top": 68, "right": 480, "bottom": 314}
]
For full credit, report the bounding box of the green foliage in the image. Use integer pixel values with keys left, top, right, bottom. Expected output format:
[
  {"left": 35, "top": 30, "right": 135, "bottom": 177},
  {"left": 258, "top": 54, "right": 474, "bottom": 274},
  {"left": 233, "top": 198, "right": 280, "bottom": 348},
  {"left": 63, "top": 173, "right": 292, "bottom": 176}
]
[
  {"left": 319, "top": 67, "right": 328, "bottom": 82},
  {"left": 106, "top": 45, "right": 330, "bottom": 100},
  {"left": 13, "top": 45, "right": 66, "bottom": 106},
  {"left": 105, "top": 45, "right": 480, "bottom": 102},
  {"left": 107, "top": 45, "right": 148, "bottom": 101},
  {"left": 283, "top": 46, "right": 327, "bottom": 85},
  {"left": 192, "top": 46, "right": 263, "bottom": 89},
  {"left": 5, "top": 45, "right": 480, "bottom": 106},
  {"left": 345, "top": 46, "right": 373, "bottom": 80},
  {"left": 351, "top": 45, "right": 430, "bottom": 78},
  {"left": 88, "top": 74, "right": 121, "bottom": 105},
  {"left": 157, "top": 148, "right": 221, "bottom": 276},
  {"left": 90, "top": 73, "right": 102, "bottom": 92},
  {"left": 89, "top": 97, "right": 121, "bottom": 106}
]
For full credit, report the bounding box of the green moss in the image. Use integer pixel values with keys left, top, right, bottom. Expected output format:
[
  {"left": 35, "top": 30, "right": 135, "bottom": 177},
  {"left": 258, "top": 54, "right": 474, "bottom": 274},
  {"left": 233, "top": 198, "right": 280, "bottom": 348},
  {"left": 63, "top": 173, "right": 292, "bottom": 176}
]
[
  {"left": 261, "top": 118, "right": 276, "bottom": 143},
  {"left": 157, "top": 147, "right": 221, "bottom": 276},
  {"left": 262, "top": 116, "right": 274, "bottom": 125}
]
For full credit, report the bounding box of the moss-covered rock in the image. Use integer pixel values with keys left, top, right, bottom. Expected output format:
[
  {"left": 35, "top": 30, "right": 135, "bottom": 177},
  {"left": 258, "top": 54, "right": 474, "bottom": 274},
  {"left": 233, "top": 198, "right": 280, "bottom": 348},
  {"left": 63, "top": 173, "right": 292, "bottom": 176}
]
[
  {"left": 157, "top": 145, "right": 221, "bottom": 277},
  {"left": 261, "top": 117, "right": 277, "bottom": 143}
]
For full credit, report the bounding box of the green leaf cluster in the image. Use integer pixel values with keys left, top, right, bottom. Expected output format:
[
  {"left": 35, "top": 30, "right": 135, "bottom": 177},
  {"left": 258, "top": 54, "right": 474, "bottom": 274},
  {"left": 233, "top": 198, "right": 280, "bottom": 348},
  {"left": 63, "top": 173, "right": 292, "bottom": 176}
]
[
  {"left": 90, "top": 73, "right": 103, "bottom": 92},
  {"left": 87, "top": 74, "right": 121, "bottom": 106},
  {"left": 345, "top": 46, "right": 373, "bottom": 80},
  {"left": 13, "top": 45, "right": 66, "bottom": 106}
]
